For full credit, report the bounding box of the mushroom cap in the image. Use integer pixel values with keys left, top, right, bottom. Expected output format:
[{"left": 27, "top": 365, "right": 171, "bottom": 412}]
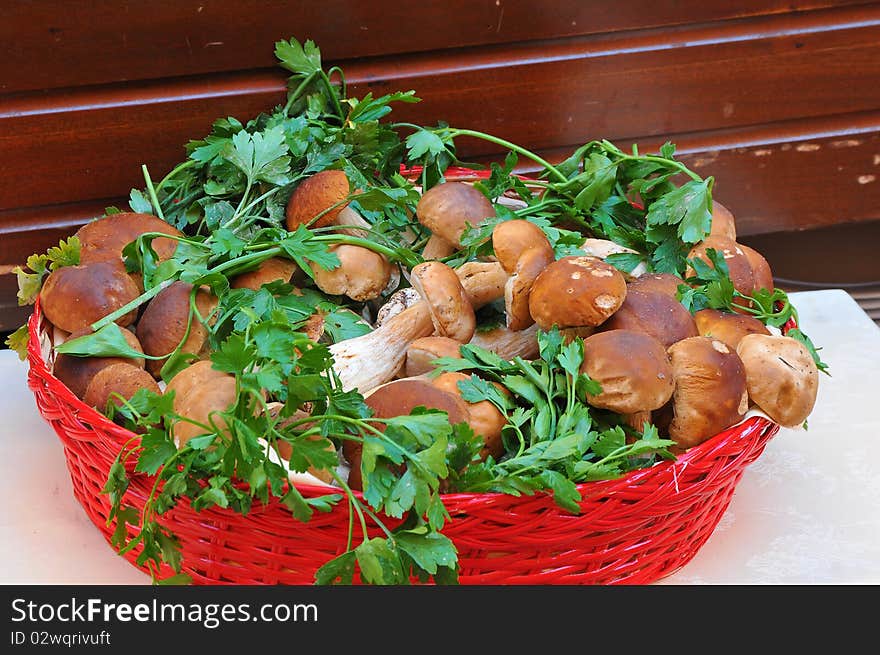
[
  {"left": 686, "top": 236, "right": 755, "bottom": 297},
  {"left": 136, "top": 281, "right": 218, "bottom": 377},
  {"left": 579, "top": 330, "right": 675, "bottom": 414},
  {"left": 492, "top": 220, "right": 552, "bottom": 274},
  {"left": 405, "top": 336, "right": 464, "bottom": 377},
  {"left": 171, "top": 373, "right": 237, "bottom": 448},
  {"left": 739, "top": 243, "right": 774, "bottom": 293},
  {"left": 736, "top": 334, "right": 819, "bottom": 427},
  {"left": 75, "top": 212, "right": 183, "bottom": 266},
  {"left": 627, "top": 272, "right": 684, "bottom": 299},
  {"left": 504, "top": 246, "right": 555, "bottom": 331},
  {"left": 430, "top": 371, "right": 508, "bottom": 460},
  {"left": 164, "top": 359, "right": 229, "bottom": 402},
  {"left": 415, "top": 181, "right": 495, "bottom": 248},
  {"left": 82, "top": 362, "right": 161, "bottom": 412},
  {"left": 528, "top": 256, "right": 627, "bottom": 330},
  {"left": 40, "top": 260, "right": 141, "bottom": 333},
  {"left": 600, "top": 289, "right": 698, "bottom": 348},
  {"left": 709, "top": 200, "right": 737, "bottom": 240},
  {"left": 285, "top": 169, "right": 350, "bottom": 230},
  {"left": 230, "top": 257, "right": 298, "bottom": 291},
  {"left": 53, "top": 327, "right": 145, "bottom": 399},
  {"left": 693, "top": 308, "right": 770, "bottom": 350},
  {"left": 312, "top": 244, "right": 391, "bottom": 302},
  {"left": 410, "top": 261, "right": 476, "bottom": 343},
  {"left": 666, "top": 336, "right": 749, "bottom": 449}
]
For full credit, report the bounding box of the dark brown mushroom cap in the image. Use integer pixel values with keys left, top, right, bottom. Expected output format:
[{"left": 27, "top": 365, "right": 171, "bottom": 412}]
[
  {"left": 505, "top": 246, "right": 555, "bottom": 331},
  {"left": 739, "top": 243, "right": 774, "bottom": 293},
  {"left": 312, "top": 244, "right": 391, "bottom": 302},
  {"left": 415, "top": 182, "right": 495, "bottom": 248},
  {"left": 492, "top": 220, "right": 553, "bottom": 274},
  {"left": 736, "top": 334, "right": 819, "bottom": 427},
  {"left": 410, "top": 261, "right": 476, "bottom": 343},
  {"left": 666, "top": 336, "right": 749, "bottom": 449},
  {"left": 82, "top": 362, "right": 161, "bottom": 412},
  {"left": 600, "top": 289, "right": 698, "bottom": 348},
  {"left": 686, "top": 236, "right": 755, "bottom": 297},
  {"left": 431, "top": 371, "right": 509, "bottom": 460},
  {"left": 136, "top": 281, "right": 218, "bottom": 377},
  {"left": 285, "top": 169, "right": 351, "bottom": 230},
  {"left": 53, "top": 327, "right": 145, "bottom": 399},
  {"left": 693, "top": 308, "right": 770, "bottom": 350},
  {"left": 528, "top": 256, "right": 627, "bottom": 331},
  {"left": 75, "top": 212, "right": 183, "bottom": 266},
  {"left": 579, "top": 330, "right": 675, "bottom": 414},
  {"left": 626, "top": 273, "right": 684, "bottom": 299},
  {"left": 40, "top": 260, "right": 141, "bottom": 334},
  {"left": 230, "top": 257, "right": 298, "bottom": 291},
  {"left": 405, "top": 336, "right": 464, "bottom": 377},
  {"left": 709, "top": 200, "right": 737, "bottom": 240}
]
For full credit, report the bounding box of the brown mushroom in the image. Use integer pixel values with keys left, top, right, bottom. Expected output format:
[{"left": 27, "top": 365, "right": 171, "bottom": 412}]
[
  {"left": 416, "top": 182, "right": 495, "bottom": 259},
  {"left": 626, "top": 272, "right": 685, "bottom": 299},
  {"left": 693, "top": 308, "right": 770, "bottom": 350},
  {"left": 409, "top": 261, "right": 476, "bottom": 343},
  {"left": 430, "top": 371, "right": 509, "bottom": 460},
  {"left": 599, "top": 289, "right": 698, "bottom": 348},
  {"left": 739, "top": 243, "right": 774, "bottom": 293},
  {"left": 312, "top": 244, "right": 391, "bottom": 302},
  {"left": 285, "top": 169, "right": 351, "bottom": 230},
  {"left": 469, "top": 324, "right": 540, "bottom": 360},
  {"left": 709, "top": 200, "right": 737, "bottom": 240},
  {"left": 528, "top": 256, "right": 627, "bottom": 331},
  {"left": 40, "top": 260, "right": 141, "bottom": 334},
  {"left": 82, "top": 362, "right": 161, "bottom": 412},
  {"left": 75, "top": 212, "right": 183, "bottom": 266},
  {"left": 374, "top": 287, "right": 423, "bottom": 327},
  {"left": 666, "top": 336, "right": 749, "bottom": 450},
  {"left": 491, "top": 220, "right": 552, "bottom": 274},
  {"left": 579, "top": 330, "right": 675, "bottom": 414},
  {"left": 686, "top": 236, "right": 756, "bottom": 298},
  {"left": 736, "top": 334, "right": 819, "bottom": 427},
  {"left": 230, "top": 257, "right": 299, "bottom": 291},
  {"left": 53, "top": 327, "right": 145, "bottom": 399},
  {"left": 405, "top": 336, "right": 464, "bottom": 377},
  {"left": 136, "top": 281, "right": 218, "bottom": 377},
  {"left": 504, "top": 246, "right": 555, "bottom": 331},
  {"left": 170, "top": 369, "right": 237, "bottom": 449}
]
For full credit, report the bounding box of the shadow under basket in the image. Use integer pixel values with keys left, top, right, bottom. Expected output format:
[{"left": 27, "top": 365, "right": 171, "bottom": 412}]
[{"left": 25, "top": 300, "right": 782, "bottom": 585}]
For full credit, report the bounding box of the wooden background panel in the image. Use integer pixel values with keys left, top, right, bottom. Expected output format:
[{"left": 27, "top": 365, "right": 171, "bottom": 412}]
[
  {"left": 1, "top": 0, "right": 866, "bottom": 93},
  {"left": 3, "top": 5, "right": 880, "bottom": 212}
]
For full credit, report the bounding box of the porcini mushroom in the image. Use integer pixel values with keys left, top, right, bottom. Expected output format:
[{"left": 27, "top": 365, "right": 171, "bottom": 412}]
[
  {"left": 579, "top": 238, "right": 649, "bottom": 279},
  {"left": 285, "top": 169, "right": 351, "bottom": 230},
  {"left": 736, "top": 334, "right": 819, "bottom": 427},
  {"left": 430, "top": 371, "right": 509, "bottom": 460},
  {"left": 82, "top": 362, "right": 161, "bottom": 412},
  {"left": 491, "top": 220, "right": 553, "bottom": 274},
  {"left": 492, "top": 220, "right": 555, "bottom": 331},
  {"left": 528, "top": 256, "right": 627, "bottom": 331},
  {"left": 693, "top": 308, "right": 770, "bottom": 350},
  {"left": 686, "top": 236, "right": 756, "bottom": 297},
  {"left": 312, "top": 244, "right": 392, "bottom": 302},
  {"left": 666, "top": 336, "right": 749, "bottom": 449},
  {"left": 626, "top": 272, "right": 685, "bottom": 299},
  {"left": 75, "top": 212, "right": 184, "bottom": 266},
  {"left": 374, "top": 287, "right": 423, "bottom": 327},
  {"left": 738, "top": 243, "right": 774, "bottom": 293},
  {"left": 579, "top": 330, "right": 675, "bottom": 414},
  {"left": 416, "top": 181, "right": 495, "bottom": 259},
  {"left": 709, "top": 200, "right": 737, "bottom": 240},
  {"left": 469, "top": 324, "right": 540, "bottom": 360},
  {"left": 409, "top": 261, "right": 476, "bottom": 343},
  {"left": 600, "top": 289, "right": 698, "bottom": 348},
  {"left": 405, "top": 336, "right": 464, "bottom": 377},
  {"left": 53, "top": 327, "right": 145, "bottom": 399},
  {"left": 230, "top": 257, "right": 299, "bottom": 291},
  {"left": 168, "top": 365, "right": 237, "bottom": 448},
  {"left": 40, "top": 260, "right": 141, "bottom": 334}
]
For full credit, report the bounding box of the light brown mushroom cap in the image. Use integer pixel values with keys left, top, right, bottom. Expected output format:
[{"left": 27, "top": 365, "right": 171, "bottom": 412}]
[
  {"left": 136, "top": 281, "right": 218, "bottom": 377},
  {"left": 492, "top": 220, "right": 553, "bottom": 274},
  {"left": 312, "top": 244, "right": 391, "bottom": 302},
  {"left": 410, "top": 261, "right": 476, "bottom": 343},
  {"left": 82, "top": 362, "right": 161, "bottom": 412},
  {"left": 666, "top": 336, "right": 749, "bottom": 449},
  {"left": 694, "top": 308, "right": 770, "bottom": 350},
  {"left": 40, "top": 260, "right": 141, "bottom": 334},
  {"left": 430, "top": 371, "right": 508, "bottom": 460},
  {"left": 505, "top": 246, "right": 555, "bottom": 331},
  {"left": 54, "top": 327, "right": 145, "bottom": 399},
  {"left": 230, "top": 257, "right": 299, "bottom": 291},
  {"left": 709, "top": 200, "right": 737, "bottom": 240},
  {"left": 416, "top": 181, "right": 495, "bottom": 248},
  {"left": 600, "top": 289, "right": 698, "bottom": 348},
  {"left": 405, "top": 336, "right": 464, "bottom": 377},
  {"left": 739, "top": 243, "right": 774, "bottom": 293},
  {"left": 736, "top": 334, "right": 819, "bottom": 427},
  {"left": 171, "top": 373, "right": 237, "bottom": 448},
  {"left": 285, "top": 169, "right": 351, "bottom": 230},
  {"left": 75, "top": 212, "right": 183, "bottom": 266},
  {"left": 580, "top": 330, "right": 675, "bottom": 414},
  {"left": 627, "top": 272, "right": 685, "bottom": 299},
  {"left": 686, "top": 236, "right": 755, "bottom": 297},
  {"left": 528, "top": 256, "right": 627, "bottom": 331},
  {"left": 164, "top": 359, "right": 229, "bottom": 402}
]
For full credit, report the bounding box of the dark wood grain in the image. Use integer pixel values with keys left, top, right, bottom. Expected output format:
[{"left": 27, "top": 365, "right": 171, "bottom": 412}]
[{"left": 1, "top": 0, "right": 867, "bottom": 93}]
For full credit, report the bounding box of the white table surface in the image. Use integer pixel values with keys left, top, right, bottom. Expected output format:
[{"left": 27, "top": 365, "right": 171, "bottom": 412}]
[{"left": 1, "top": 289, "right": 878, "bottom": 585}]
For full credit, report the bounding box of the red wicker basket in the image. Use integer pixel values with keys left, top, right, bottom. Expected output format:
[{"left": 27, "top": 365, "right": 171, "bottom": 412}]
[{"left": 25, "top": 299, "right": 783, "bottom": 585}]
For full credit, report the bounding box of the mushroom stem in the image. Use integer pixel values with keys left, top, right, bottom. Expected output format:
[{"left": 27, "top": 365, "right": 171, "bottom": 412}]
[{"left": 469, "top": 324, "right": 540, "bottom": 360}]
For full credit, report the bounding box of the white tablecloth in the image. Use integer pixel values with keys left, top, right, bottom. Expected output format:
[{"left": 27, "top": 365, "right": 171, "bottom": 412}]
[{"left": 1, "top": 289, "right": 878, "bottom": 585}]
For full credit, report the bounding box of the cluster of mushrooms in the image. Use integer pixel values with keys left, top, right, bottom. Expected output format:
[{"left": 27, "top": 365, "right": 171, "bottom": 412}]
[{"left": 39, "top": 169, "right": 820, "bottom": 490}]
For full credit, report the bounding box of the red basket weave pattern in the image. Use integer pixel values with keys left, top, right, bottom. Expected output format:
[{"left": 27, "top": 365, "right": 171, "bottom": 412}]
[{"left": 26, "top": 300, "right": 780, "bottom": 585}]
